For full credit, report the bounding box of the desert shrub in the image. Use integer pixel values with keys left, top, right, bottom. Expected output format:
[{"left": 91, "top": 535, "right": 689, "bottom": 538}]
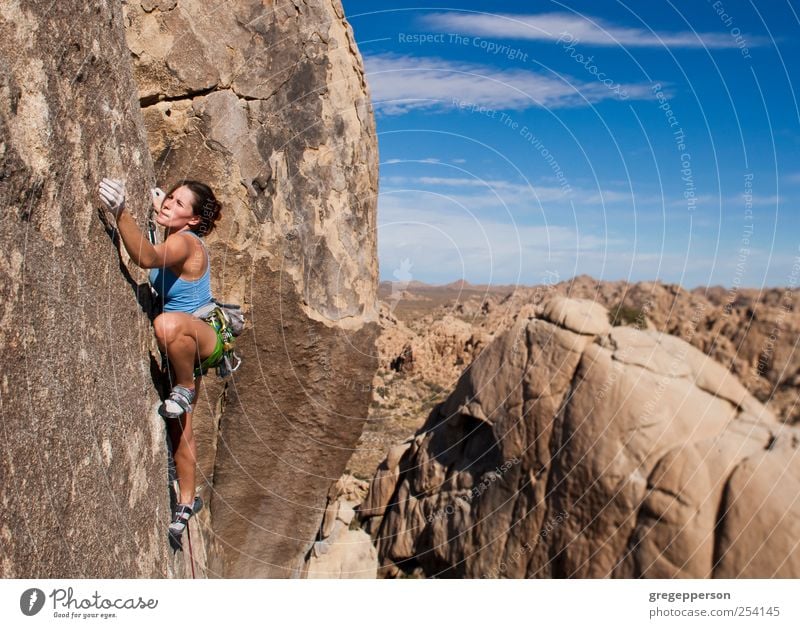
[{"left": 608, "top": 303, "right": 647, "bottom": 328}]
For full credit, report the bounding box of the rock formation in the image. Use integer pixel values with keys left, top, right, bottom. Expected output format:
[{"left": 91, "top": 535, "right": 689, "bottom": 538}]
[
  {"left": 1, "top": 0, "right": 379, "bottom": 579},
  {"left": 347, "top": 302, "right": 491, "bottom": 478},
  {"left": 373, "top": 276, "right": 800, "bottom": 429},
  {"left": 304, "top": 474, "right": 378, "bottom": 578},
  {"left": 0, "top": 0, "right": 168, "bottom": 577},
  {"left": 124, "top": 0, "right": 380, "bottom": 576},
  {"left": 361, "top": 297, "right": 800, "bottom": 578}
]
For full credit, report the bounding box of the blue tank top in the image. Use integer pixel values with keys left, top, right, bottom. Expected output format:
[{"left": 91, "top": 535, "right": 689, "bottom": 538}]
[{"left": 148, "top": 231, "right": 214, "bottom": 313}]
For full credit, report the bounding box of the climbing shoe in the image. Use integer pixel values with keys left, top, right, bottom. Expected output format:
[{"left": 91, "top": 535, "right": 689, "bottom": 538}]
[
  {"left": 158, "top": 385, "right": 195, "bottom": 419},
  {"left": 168, "top": 496, "right": 203, "bottom": 551}
]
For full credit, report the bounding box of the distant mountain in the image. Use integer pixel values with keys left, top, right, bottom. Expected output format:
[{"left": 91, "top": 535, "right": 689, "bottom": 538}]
[{"left": 379, "top": 278, "right": 517, "bottom": 292}]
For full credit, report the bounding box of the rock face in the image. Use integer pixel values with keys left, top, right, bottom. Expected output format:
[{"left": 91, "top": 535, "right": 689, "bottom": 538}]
[
  {"left": 0, "top": 1, "right": 168, "bottom": 576},
  {"left": 363, "top": 298, "right": 800, "bottom": 578},
  {"left": 124, "top": 0, "right": 380, "bottom": 576},
  {"left": 304, "top": 474, "right": 378, "bottom": 578}
]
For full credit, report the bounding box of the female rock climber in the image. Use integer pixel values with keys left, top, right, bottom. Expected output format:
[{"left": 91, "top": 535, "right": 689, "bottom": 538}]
[{"left": 98, "top": 176, "right": 223, "bottom": 547}]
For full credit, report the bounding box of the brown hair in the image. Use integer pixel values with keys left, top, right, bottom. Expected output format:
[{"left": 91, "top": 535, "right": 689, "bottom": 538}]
[{"left": 167, "top": 180, "right": 222, "bottom": 236}]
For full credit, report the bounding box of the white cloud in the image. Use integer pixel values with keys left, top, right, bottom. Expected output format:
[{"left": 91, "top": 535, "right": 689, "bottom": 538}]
[
  {"left": 377, "top": 196, "right": 674, "bottom": 285},
  {"left": 364, "top": 54, "right": 656, "bottom": 115},
  {"left": 388, "top": 175, "right": 568, "bottom": 204},
  {"left": 378, "top": 200, "right": 580, "bottom": 284},
  {"left": 380, "top": 174, "right": 640, "bottom": 207},
  {"left": 384, "top": 157, "right": 441, "bottom": 164},
  {"left": 376, "top": 178, "right": 783, "bottom": 287},
  {"left": 665, "top": 193, "right": 786, "bottom": 208},
  {"left": 422, "top": 12, "right": 765, "bottom": 48},
  {"left": 741, "top": 194, "right": 781, "bottom": 206}
]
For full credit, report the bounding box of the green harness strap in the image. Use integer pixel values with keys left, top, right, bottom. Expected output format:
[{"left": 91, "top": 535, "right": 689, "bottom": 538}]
[
  {"left": 193, "top": 307, "right": 235, "bottom": 378},
  {"left": 194, "top": 332, "right": 225, "bottom": 378}
]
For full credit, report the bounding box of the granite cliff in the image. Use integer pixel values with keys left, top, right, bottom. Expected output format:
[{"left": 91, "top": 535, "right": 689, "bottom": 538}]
[
  {"left": 1, "top": 0, "right": 379, "bottom": 578},
  {"left": 124, "top": 0, "right": 380, "bottom": 578},
  {"left": 1, "top": 0, "right": 167, "bottom": 577}
]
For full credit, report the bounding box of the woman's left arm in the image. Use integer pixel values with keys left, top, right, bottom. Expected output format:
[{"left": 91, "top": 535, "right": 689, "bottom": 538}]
[
  {"left": 99, "top": 178, "right": 160, "bottom": 268},
  {"left": 114, "top": 210, "right": 160, "bottom": 268}
]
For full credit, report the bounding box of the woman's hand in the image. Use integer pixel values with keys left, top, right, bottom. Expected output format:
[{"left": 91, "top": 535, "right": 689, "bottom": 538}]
[
  {"left": 151, "top": 187, "right": 165, "bottom": 212},
  {"left": 99, "top": 178, "right": 126, "bottom": 219}
]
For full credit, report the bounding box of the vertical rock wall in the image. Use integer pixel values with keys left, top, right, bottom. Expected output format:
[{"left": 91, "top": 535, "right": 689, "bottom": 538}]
[
  {"left": 124, "top": 0, "right": 380, "bottom": 576},
  {"left": 0, "top": 0, "right": 167, "bottom": 577}
]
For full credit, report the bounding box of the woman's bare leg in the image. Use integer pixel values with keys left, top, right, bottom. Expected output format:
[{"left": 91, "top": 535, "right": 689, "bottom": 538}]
[
  {"left": 167, "top": 376, "right": 202, "bottom": 505},
  {"left": 154, "top": 313, "right": 217, "bottom": 505},
  {"left": 153, "top": 313, "right": 218, "bottom": 389}
]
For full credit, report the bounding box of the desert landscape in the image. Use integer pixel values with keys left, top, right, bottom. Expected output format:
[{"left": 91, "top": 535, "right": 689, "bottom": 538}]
[
  {"left": 309, "top": 278, "right": 800, "bottom": 577},
  {"left": 2, "top": 0, "right": 798, "bottom": 587},
  {"left": 350, "top": 277, "right": 800, "bottom": 476}
]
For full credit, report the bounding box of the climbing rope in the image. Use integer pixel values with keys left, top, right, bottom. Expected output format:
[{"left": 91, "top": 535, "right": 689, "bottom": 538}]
[{"left": 186, "top": 522, "right": 196, "bottom": 579}]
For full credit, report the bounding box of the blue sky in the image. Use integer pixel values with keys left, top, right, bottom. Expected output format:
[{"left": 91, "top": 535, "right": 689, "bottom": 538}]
[{"left": 341, "top": 1, "right": 800, "bottom": 288}]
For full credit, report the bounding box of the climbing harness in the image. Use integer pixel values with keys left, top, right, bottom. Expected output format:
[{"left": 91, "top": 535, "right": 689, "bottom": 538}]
[{"left": 192, "top": 301, "right": 244, "bottom": 378}]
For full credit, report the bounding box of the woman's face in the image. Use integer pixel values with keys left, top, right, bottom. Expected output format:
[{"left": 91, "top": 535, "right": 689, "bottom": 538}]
[{"left": 155, "top": 185, "right": 199, "bottom": 230}]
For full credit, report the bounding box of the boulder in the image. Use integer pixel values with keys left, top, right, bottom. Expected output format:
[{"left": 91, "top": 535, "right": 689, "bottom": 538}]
[
  {"left": 369, "top": 275, "right": 800, "bottom": 425},
  {"left": 363, "top": 298, "right": 799, "bottom": 578},
  {"left": 360, "top": 439, "right": 414, "bottom": 517},
  {"left": 304, "top": 473, "right": 376, "bottom": 578},
  {"left": 306, "top": 527, "right": 378, "bottom": 578},
  {"left": 541, "top": 296, "right": 611, "bottom": 336}
]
